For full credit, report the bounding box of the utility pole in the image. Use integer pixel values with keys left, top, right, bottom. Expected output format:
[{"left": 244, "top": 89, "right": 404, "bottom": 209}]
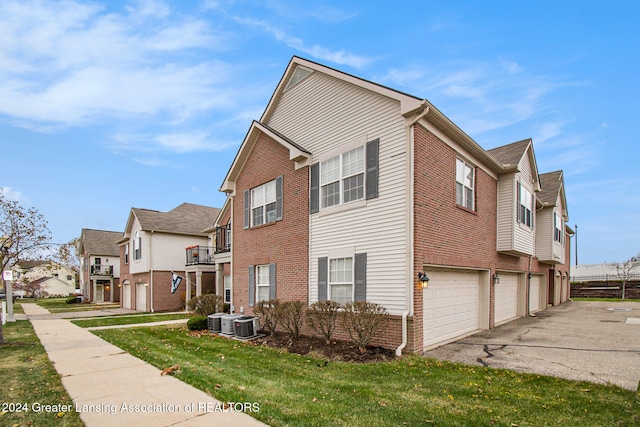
[{"left": 574, "top": 224, "right": 578, "bottom": 266}]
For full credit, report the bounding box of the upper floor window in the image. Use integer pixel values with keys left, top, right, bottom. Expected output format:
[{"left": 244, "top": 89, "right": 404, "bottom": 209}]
[
  {"left": 252, "top": 180, "right": 277, "bottom": 226},
  {"left": 310, "top": 139, "right": 379, "bottom": 214},
  {"left": 518, "top": 182, "right": 534, "bottom": 228},
  {"left": 244, "top": 177, "right": 283, "bottom": 229},
  {"left": 133, "top": 231, "right": 142, "bottom": 260},
  {"left": 321, "top": 146, "right": 365, "bottom": 208},
  {"left": 124, "top": 244, "right": 129, "bottom": 264},
  {"left": 456, "top": 158, "right": 475, "bottom": 210},
  {"left": 554, "top": 212, "right": 563, "bottom": 243}
]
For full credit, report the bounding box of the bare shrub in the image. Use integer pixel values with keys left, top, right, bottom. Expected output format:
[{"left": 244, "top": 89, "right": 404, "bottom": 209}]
[
  {"left": 342, "top": 301, "right": 389, "bottom": 352},
  {"left": 187, "top": 294, "right": 223, "bottom": 316},
  {"left": 254, "top": 299, "right": 280, "bottom": 336},
  {"left": 276, "top": 300, "right": 306, "bottom": 340},
  {"left": 307, "top": 300, "right": 342, "bottom": 344}
]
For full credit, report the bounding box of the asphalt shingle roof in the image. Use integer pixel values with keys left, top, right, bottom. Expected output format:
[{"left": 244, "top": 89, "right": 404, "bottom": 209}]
[
  {"left": 81, "top": 229, "right": 121, "bottom": 256},
  {"left": 132, "top": 203, "right": 219, "bottom": 236},
  {"left": 538, "top": 171, "right": 564, "bottom": 205},
  {"left": 487, "top": 139, "right": 531, "bottom": 167}
]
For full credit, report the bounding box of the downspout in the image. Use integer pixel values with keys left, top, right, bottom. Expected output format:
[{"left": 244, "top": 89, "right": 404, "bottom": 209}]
[
  {"left": 150, "top": 230, "right": 154, "bottom": 313},
  {"left": 396, "top": 101, "right": 430, "bottom": 357},
  {"left": 527, "top": 255, "right": 533, "bottom": 317}
]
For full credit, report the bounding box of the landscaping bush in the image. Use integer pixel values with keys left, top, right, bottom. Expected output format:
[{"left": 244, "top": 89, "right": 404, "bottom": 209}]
[
  {"left": 276, "top": 300, "right": 306, "bottom": 340},
  {"left": 253, "top": 299, "right": 280, "bottom": 336},
  {"left": 65, "top": 295, "right": 81, "bottom": 304},
  {"left": 187, "top": 315, "right": 208, "bottom": 331},
  {"left": 307, "top": 300, "right": 342, "bottom": 344},
  {"left": 187, "top": 294, "right": 223, "bottom": 316},
  {"left": 342, "top": 301, "right": 390, "bottom": 352}
]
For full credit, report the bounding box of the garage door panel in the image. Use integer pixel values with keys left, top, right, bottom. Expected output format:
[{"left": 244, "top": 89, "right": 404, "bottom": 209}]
[
  {"left": 495, "top": 273, "right": 519, "bottom": 324},
  {"left": 122, "top": 284, "right": 131, "bottom": 309},
  {"left": 136, "top": 283, "right": 147, "bottom": 311},
  {"left": 423, "top": 270, "right": 481, "bottom": 349},
  {"left": 529, "top": 276, "right": 542, "bottom": 312}
]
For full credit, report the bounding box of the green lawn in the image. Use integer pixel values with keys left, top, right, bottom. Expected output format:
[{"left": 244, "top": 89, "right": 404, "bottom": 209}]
[
  {"left": 71, "top": 313, "right": 189, "bottom": 328},
  {"left": 94, "top": 325, "right": 640, "bottom": 426},
  {"left": 30, "top": 298, "right": 119, "bottom": 313},
  {"left": 0, "top": 321, "right": 84, "bottom": 426}
]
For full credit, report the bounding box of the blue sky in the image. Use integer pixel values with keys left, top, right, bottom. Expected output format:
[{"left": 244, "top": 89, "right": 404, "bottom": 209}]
[{"left": 0, "top": 0, "right": 638, "bottom": 265}]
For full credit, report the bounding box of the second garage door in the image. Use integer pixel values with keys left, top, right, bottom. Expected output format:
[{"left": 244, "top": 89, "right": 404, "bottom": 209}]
[
  {"left": 529, "top": 275, "right": 544, "bottom": 313},
  {"left": 136, "top": 283, "right": 147, "bottom": 311},
  {"left": 494, "top": 273, "right": 519, "bottom": 325},
  {"left": 423, "top": 269, "right": 481, "bottom": 349},
  {"left": 122, "top": 283, "right": 131, "bottom": 309}
]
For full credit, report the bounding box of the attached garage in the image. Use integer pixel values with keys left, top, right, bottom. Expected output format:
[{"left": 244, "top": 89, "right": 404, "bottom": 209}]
[
  {"left": 122, "top": 282, "right": 131, "bottom": 309},
  {"left": 494, "top": 273, "right": 520, "bottom": 325},
  {"left": 136, "top": 283, "right": 147, "bottom": 311},
  {"left": 529, "top": 275, "right": 545, "bottom": 313},
  {"left": 423, "top": 269, "right": 488, "bottom": 350}
]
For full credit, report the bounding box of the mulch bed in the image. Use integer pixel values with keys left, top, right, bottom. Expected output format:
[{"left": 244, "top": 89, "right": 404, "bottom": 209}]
[{"left": 250, "top": 331, "right": 396, "bottom": 363}]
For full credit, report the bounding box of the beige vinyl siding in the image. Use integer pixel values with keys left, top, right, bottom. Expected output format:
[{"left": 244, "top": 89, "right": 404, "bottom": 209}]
[
  {"left": 513, "top": 156, "right": 535, "bottom": 256},
  {"left": 268, "top": 70, "right": 409, "bottom": 314},
  {"left": 535, "top": 208, "right": 553, "bottom": 261},
  {"left": 551, "top": 193, "right": 566, "bottom": 264},
  {"left": 496, "top": 174, "right": 516, "bottom": 252}
]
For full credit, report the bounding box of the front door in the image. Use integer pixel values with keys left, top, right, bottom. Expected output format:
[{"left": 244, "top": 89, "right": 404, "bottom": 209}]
[{"left": 96, "top": 284, "right": 104, "bottom": 303}]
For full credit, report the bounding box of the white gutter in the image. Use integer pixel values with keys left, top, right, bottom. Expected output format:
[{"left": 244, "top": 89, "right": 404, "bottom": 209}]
[{"left": 395, "top": 310, "right": 410, "bottom": 356}]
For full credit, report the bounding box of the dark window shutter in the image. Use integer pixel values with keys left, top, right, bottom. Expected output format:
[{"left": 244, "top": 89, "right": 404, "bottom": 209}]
[
  {"left": 243, "top": 190, "right": 250, "bottom": 229},
  {"left": 354, "top": 253, "right": 367, "bottom": 302},
  {"left": 310, "top": 163, "right": 319, "bottom": 214},
  {"left": 366, "top": 139, "right": 379, "bottom": 200},
  {"left": 516, "top": 181, "right": 521, "bottom": 223},
  {"left": 269, "top": 263, "right": 277, "bottom": 299},
  {"left": 531, "top": 193, "right": 535, "bottom": 228},
  {"left": 317, "top": 257, "right": 328, "bottom": 301},
  {"left": 275, "top": 176, "right": 283, "bottom": 221},
  {"left": 248, "top": 265, "right": 255, "bottom": 307}
]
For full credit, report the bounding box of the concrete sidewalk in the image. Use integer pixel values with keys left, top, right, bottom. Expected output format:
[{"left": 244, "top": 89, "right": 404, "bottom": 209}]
[{"left": 22, "top": 304, "right": 266, "bottom": 427}]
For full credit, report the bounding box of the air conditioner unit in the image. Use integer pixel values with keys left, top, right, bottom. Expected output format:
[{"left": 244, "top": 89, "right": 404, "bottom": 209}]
[
  {"left": 207, "top": 313, "right": 227, "bottom": 333},
  {"left": 220, "top": 314, "right": 243, "bottom": 336},
  {"left": 234, "top": 316, "right": 260, "bottom": 339}
]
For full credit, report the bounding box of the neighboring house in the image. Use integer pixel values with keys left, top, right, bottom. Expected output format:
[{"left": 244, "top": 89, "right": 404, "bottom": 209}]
[
  {"left": 12, "top": 260, "right": 77, "bottom": 297},
  {"left": 217, "top": 56, "right": 572, "bottom": 354},
  {"left": 119, "top": 203, "right": 220, "bottom": 312},
  {"left": 79, "top": 228, "right": 122, "bottom": 303}
]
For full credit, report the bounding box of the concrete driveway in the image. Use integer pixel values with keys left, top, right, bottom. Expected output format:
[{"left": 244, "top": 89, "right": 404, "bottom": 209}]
[{"left": 423, "top": 301, "right": 640, "bottom": 391}]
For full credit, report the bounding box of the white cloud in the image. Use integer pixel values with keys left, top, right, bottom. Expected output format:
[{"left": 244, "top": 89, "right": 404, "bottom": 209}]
[
  {"left": 0, "top": 187, "right": 28, "bottom": 204},
  {"left": 112, "top": 130, "right": 234, "bottom": 156},
  {"left": 0, "top": 0, "right": 230, "bottom": 129},
  {"left": 232, "top": 16, "right": 371, "bottom": 68}
]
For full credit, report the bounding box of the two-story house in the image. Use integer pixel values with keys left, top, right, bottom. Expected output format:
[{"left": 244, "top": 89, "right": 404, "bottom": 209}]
[
  {"left": 12, "top": 260, "right": 77, "bottom": 297},
  {"left": 218, "top": 56, "right": 571, "bottom": 354},
  {"left": 79, "top": 229, "right": 121, "bottom": 303},
  {"left": 118, "top": 203, "right": 220, "bottom": 312}
]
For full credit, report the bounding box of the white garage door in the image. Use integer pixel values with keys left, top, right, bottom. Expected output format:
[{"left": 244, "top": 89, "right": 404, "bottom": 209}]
[
  {"left": 529, "top": 275, "right": 543, "bottom": 312},
  {"left": 494, "top": 273, "right": 519, "bottom": 324},
  {"left": 122, "top": 283, "right": 131, "bottom": 309},
  {"left": 423, "top": 270, "right": 481, "bottom": 349},
  {"left": 136, "top": 283, "right": 147, "bottom": 311}
]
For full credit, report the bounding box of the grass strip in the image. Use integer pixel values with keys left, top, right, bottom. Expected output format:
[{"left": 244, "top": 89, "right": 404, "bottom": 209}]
[
  {"left": 94, "top": 325, "right": 640, "bottom": 427},
  {"left": 71, "top": 313, "right": 189, "bottom": 328},
  {"left": 0, "top": 321, "right": 84, "bottom": 426}
]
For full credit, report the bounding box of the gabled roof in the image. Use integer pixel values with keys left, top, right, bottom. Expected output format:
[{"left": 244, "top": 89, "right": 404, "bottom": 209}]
[
  {"left": 123, "top": 203, "right": 220, "bottom": 237},
  {"left": 15, "top": 260, "right": 48, "bottom": 270},
  {"left": 79, "top": 229, "right": 121, "bottom": 256},
  {"left": 538, "top": 170, "right": 568, "bottom": 219},
  {"left": 488, "top": 139, "right": 540, "bottom": 189},
  {"left": 220, "top": 120, "right": 311, "bottom": 193}
]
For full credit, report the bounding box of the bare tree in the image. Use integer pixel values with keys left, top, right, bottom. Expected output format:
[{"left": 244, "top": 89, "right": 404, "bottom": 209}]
[
  {"left": 615, "top": 253, "right": 639, "bottom": 300},
  {"left": 0, "top": 192, "right": 51, "bottom": 345}
]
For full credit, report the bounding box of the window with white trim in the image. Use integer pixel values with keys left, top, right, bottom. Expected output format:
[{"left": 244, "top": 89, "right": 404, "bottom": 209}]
[
  {"left": 554, "top": 212, "right": 563, "bottom": 243},
  {"left": 251, "top": 180, "right": 277, "bottom": 227},
  {"left": 329, "top": 257, "right": 353, "bottom": 305},
  {"left": 321, "top": 146, "right": 364, "bottom": 208},
  {"left": 456, "top": 158, "right": 475, "bottom": 210},
  {"left": 124, "top": 244, "right": 129, "bottom": 264},
  {"left": 133, "top": 231, "right": 142, "bottom": 260},
  {"left": 519, "top": 185, "right": 533, "bottom": 228},
  {"left": 223, "top": 275, "right": 231, "bottom": 304},
  {"left": 255, "top": 265, "right": 271, "bottom": 303}
]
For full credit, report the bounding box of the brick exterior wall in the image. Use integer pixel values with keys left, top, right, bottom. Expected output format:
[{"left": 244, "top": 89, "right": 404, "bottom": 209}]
[
  {"left": 411, "top": 123, "right": 571, "bottom": 353},
  {"left": 231, "top": 132, "right": 309, "bottom": 315}
]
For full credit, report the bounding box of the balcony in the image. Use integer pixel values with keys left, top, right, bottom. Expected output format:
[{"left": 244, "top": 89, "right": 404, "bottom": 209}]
[
  {"left": 90, "top": 265, "right": 114, "bottom": 276},
  {"left": 186, "top": 246, "right": 214, "bottom": 265}
]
